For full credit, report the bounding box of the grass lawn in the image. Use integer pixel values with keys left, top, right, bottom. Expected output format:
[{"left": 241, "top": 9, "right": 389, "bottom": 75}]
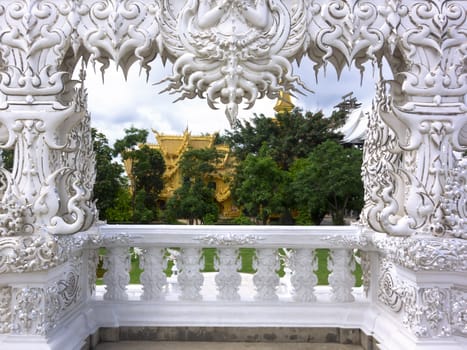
[{"left": 97, "top": 248, "right": 362, "bottom": 287}]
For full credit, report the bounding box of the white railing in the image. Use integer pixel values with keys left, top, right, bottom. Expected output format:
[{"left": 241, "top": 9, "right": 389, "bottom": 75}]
[
  {"left": 2, "top": 224, "right": 465, "bottom": 350},
  {"left": 95, "top": 225, "right": 371, "bottom": 301},
  {"left": 86, "top": 225, "right": 380, "bottom": 334}
]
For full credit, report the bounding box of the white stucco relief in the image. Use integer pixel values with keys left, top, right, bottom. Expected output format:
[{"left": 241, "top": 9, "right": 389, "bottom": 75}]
[{"left": 0, "top": 2, "right": 465, "bottom": 348}]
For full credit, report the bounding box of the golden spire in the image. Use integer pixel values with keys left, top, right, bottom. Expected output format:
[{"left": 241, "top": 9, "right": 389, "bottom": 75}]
[{"left": 273, "top": 91, "right": 294, "bottom": 114}]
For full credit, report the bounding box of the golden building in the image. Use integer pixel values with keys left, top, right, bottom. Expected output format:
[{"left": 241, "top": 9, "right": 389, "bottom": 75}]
[
  {"left": 124, "top": 93, "right": 293, "bottom": 219},
  {"left": 125, "top": 128, "right": 239, "bottom": 218}
]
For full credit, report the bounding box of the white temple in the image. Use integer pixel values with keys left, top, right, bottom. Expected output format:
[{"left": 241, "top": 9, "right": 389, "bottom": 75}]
[{"left": 0, "top": 1, "right": 465, "bottom": 349}]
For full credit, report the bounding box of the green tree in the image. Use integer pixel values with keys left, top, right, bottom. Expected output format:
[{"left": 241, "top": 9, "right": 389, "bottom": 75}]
[
  {"left": 224, "top": 109, "right": 342, "bottom": 170},
  {"left": 113, "top": 127, "right": 166, "bottom": 223},
  {"left": 290, "top": 158, "right": 327, "bottom": 225},
  {"left": 291, "top": 140, "right": 363, "bottom": 225},
  {"left": 165, "top": 148, "right": 222, "bottom": 224},
  {"left": 129, "top": 145, "right": 166, "bottom": 222},
  {"left": 105, "top": 188, "right": 133, "bottom": 222},
  {"left": 113, "top": 126, "right": 149, "bottom": 157},
  {"left": 92, "top": 128, "right": 127, "bottom": 221},
  {"left": 232, "top": 150, "right": 287, "bottom": 224}
]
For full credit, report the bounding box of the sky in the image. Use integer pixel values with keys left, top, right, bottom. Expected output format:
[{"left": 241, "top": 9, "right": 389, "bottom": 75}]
[{"left": 85, "top": 56, "right": 383, "bottom": 146}]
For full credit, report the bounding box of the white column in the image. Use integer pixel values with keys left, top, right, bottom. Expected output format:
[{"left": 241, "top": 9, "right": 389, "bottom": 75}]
[
  {"left": 253, "top": 248, "right": 280, "bottom": 301},
  {"left": 178, "top": 247, "right": 203, "bottom": 301},
  {"left": 328, "top": 249, "right": 355, "bottom": 303},
  {"left": 140, "top": 247, "right": 167, "bottom": 301},
  {"left": 215, "top": 248, "right": 241, "bottom": 301},
  {"left": 103, "top": 247, "right": 130, "bottom": 301}
]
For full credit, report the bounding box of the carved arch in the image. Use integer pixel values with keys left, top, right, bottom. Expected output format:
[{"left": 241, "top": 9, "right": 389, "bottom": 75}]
[{"left": 0, "top": 0, "right": 464, "bottom": 239}]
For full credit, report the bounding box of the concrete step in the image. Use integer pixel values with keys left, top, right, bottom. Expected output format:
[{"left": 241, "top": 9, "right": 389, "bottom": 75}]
[{"left": 96, "top": 341, "right": 365, "bottom": 350}]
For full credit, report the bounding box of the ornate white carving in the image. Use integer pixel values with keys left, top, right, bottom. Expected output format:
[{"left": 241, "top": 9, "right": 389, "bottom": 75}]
[
  {"left": 215, "top": 248, "right": 241, "bottom": 301},
  {"left": 195, "top": 233, "right": 264, "bottom": 246},
  {"left": 159, "top": 0, "right": 308, "bottom": 125},
  {"left": 358, "top": 251, "right": 371, "bottom": 298},
  {"left": 323, "top": 231, "right": 373, "bottom": 249},
  {"left": 103, "top": 247, "right": 130, "bottom": 301},
  {"left": 253, "top": 248, "right": 279, "bottom": 301},
  {"left": 11, "top": 287, "right": 46, "bottom": 335},
  {"left": 178, "top": 247, "right": 204, "bottom": 301},
  {"left": 401, "top": 286, "right": 452, "bottom": 338},
  {"left": 289, "top": 248, "right": 317, "bottom": 302},
  {"left": 140, "top": 247, "right": 167, "bottom": 301},
  {"left": 0, "top": 286, "right": 11, "bottom": 333},
  {"left": 451, "top": 288, "right": 467, "bottom": 336},
  {"left": 328, "top": 249, "right": 355, "bottom": 303},
  {"left": 0, "top": 233, "right": 60, "bottom": 273},
  {"left": 442, "top": 158, "right": 467, "bottom": 239},
  {"left": 375, "top": 236, "right": 467, "bottom": 272},
  {"left": 46, "top": 270, "right": 81, "bottom": 334},
  {"left": 87, "top": 248, "right": 99, "bottom": 296},
  {"left": 377, "top": 261, "right": 403, "bottom": 312},
  {"left": 377, "top": 260, "right": 467, "bottom": 339}
]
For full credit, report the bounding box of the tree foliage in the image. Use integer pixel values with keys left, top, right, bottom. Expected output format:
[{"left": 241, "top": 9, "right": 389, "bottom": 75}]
[
  {"left": 113, "top": 126, "right": 149, "bottom": 157},
  {"left": 225, "top": 109, "right": 343, "bottom": 170},
  {"left": 92, "top": 128, "right": 127, "bottom": 221},
  {"left": 113, "top": 127, "right": 166, "bottom": 223},
  {"left": 232, "top": 149, "right": 287, "bottom": 224},
  {"left": 165, "top": 148, "right": 222, "bottom": 224},
  {"left": 128, "top": 145, "right": 166, "bottom": 222},
  {"left": 291, "top": 140, "right": 363, "bottom": 225}
]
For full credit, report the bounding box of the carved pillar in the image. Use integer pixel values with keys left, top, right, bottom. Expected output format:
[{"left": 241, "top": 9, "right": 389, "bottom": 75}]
[
  {"left": 361, "top": 1, "right": 467, "bottom": 238},
  {"left": 140, "top": 247, "right": 167, "bottom": 301},
  {"left": 290, "top": 248, "right": 317, "bottom": 302},
  {"left": 215, "top": 248, "right": 241, "bottom": 301},
  {"left": 375, "top": 239, "right": 467, "bottom": 340},
  {"left": 178, "top": 247, "right": 203, "bottom": 301},
  {"left": 103, "top": 247, "right": 130, "bottom": 301},
  {"left": 328, "top": 249, "right": 355, "bottom": 303},
  {"left": 253, "top": 248, "right": 280, "bottom": 301}
]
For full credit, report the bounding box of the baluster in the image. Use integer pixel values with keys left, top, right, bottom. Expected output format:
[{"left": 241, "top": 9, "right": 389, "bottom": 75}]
[
  {"left": 328, "top": 249, "right": 355, "bottom": 302},
  {"left": 215, "top": 248, "right": 241, "bottom": 301},
  {"left": 103, "top": 247, "right": 130, "bottom": 300},
  {"left": 140, "top": 247, "right": 167, "bottom": 301},
  {"left": 290, "top": 248, "right": 318, "bottom": 302},
  {"left": 87, "top": 248, "right": 99, "bottom": 297},
  {"left": 178, "top": 247, "right": 204, "bottom": 301},
  {"left": 253, "top": 249, "right": 280, "bottom": 301}
]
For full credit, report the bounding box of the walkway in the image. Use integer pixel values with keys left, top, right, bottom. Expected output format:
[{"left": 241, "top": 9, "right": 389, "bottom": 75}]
[{"left": 96, "top": 341, "right": 365, "bottom": 349}]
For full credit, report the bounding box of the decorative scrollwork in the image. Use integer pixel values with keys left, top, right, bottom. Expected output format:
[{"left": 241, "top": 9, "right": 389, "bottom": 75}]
[
  {"left": 195, "top": 233, "right": 264, "bottom": 246},
  {"left": 377, "top": 262, "right": 403, "bottom": 312},
  {"left": 375, "top": 235, "right": 467, "bottom": 272}
]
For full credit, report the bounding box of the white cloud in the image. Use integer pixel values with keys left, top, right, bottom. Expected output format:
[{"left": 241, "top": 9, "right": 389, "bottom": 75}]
[{"left": 85, "top": 57, "right": 385, "bottom": 146}]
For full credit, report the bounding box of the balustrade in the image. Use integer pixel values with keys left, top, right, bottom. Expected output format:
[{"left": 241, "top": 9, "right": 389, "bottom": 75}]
[{"left": 92, "top": 225, "right": 368, "bottom": 304}]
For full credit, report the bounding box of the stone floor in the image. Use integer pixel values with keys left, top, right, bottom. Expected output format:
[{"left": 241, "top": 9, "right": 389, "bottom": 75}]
[{"left": 96, "top": 341, "right": 365, "bottom": 349}]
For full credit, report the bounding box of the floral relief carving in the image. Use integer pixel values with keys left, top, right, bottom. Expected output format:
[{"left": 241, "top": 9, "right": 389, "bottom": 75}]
[
  {"left": 289, "top": 248, "right": 317, "bottom": 302},
  {"left": 140, "top": 247, "right": 168, "bottom": 301},
  {"left": 328, "top": 249, "right": 355, "bottom": 303},
  {"left": 377, "top": 261, "right": 403, "bottom": 312},
  {"left": 178, "top": 247, "right": 204, "bottom": 301},
  {"left": 195, "top": 233, "right": 264, "bottom": 246},
  {"left": 103, "top": 247, "right": 130, "bottom": 301},
  {"left": 442, "top": 158, "right": 467, "bottom": 239},
  {"left": 0, "top": 286, "right": 12, "bottom": 333},
  {"left": 451, "top": 288, "right": 467, "bottom": 336},
  {"left": 11, "top": 287, "right": 46, "bottom": 335},
  {"left": 215, "top": 247, "right": 242, "bottom": 301},
  {"left": 253, "top": 248, "right": 280, "bottom": 301},
  {"left": 375, "top": 235, "right": 467, "bottom": 272}
]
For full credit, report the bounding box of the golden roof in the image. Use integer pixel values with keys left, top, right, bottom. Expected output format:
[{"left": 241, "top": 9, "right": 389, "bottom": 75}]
[{"left": 273, "top": 91, "right": 295, "bottom": 114}]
